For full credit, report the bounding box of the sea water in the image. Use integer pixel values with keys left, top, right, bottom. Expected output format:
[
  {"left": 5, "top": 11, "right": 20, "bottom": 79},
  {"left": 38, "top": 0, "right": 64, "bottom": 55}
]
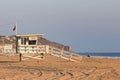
[{"left": 79, "top": 53, "right": 120, "bottom": 58}]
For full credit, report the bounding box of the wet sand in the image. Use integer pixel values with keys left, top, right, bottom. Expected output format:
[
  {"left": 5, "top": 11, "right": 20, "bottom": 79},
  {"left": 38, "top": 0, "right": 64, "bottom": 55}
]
[{"left": 0, "top": 54, "right": 120, "bottom": 80}]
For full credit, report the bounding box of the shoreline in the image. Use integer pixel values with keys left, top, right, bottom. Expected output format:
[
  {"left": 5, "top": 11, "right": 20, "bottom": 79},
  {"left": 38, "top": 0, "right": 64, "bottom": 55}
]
[
  {"left": 79, "top": 53, "right": 120, "bottom": 59},
  {"left": 84, "top": 55, "right": 120, "bottom": 59}
]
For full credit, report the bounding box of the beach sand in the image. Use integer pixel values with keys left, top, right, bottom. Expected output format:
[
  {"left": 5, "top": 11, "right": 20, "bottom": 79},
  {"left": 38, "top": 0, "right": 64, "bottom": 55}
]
[{"left": 0, "top": 54, "right": 120, "bottom": 80}]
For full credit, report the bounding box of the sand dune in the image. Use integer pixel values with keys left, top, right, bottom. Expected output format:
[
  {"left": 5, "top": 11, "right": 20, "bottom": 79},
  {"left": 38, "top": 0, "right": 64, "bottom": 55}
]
[{"left": 0, "top": 54, "right": 120, "bottom": 80}]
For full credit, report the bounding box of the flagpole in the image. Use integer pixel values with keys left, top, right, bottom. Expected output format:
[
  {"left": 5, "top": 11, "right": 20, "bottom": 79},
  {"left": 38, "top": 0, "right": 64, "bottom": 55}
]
[
  {"left": 15, "top": 22, "right": 18, "bottom": 35},
  {"left": 15, "top": 22, "right": 18, "bottom": 54}
]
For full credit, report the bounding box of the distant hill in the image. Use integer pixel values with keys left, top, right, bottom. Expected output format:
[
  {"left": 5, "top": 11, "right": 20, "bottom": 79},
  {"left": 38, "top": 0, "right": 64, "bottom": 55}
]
[{"left": 38, "top": 37, "right": 71, "bottom": 51}]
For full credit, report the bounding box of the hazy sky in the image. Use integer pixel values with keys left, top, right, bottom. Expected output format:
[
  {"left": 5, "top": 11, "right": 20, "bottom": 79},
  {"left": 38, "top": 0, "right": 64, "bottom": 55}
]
[{"left": 0, "top": 0, "right": 120, "bottom": 52}]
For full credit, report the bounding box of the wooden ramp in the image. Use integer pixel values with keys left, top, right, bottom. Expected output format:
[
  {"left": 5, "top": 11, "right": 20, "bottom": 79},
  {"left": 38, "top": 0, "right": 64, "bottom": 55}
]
[{"left": 50, "top": 47, "right": 82, "bottom": 62}]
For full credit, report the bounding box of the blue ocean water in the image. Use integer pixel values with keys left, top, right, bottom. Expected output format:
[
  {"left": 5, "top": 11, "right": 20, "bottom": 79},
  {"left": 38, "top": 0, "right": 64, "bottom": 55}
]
[{"left": 79, "top": 53, "right": 120, "bottom": 58}]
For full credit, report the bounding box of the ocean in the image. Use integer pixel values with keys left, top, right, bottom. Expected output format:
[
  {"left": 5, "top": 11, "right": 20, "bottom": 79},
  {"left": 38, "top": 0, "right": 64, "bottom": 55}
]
[{"left": 79, "top": 53, "right": 120, "bottom": 58}]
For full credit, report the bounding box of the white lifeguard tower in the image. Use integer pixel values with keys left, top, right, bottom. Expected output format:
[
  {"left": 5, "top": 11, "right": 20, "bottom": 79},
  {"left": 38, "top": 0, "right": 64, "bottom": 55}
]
[{"left": 16, "top": 34, "right": 49, "bottom": 54}]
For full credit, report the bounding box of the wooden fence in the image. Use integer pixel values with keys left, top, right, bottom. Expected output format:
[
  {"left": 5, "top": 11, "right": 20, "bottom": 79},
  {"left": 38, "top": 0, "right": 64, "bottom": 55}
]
[
  {"left": 18, "top": 45, "right": 82, "bottom": 62},
  {"left": 50, "top": 47, "right": 82, "bottom": 62},
  {"left": 21, "top": 53, "right": 44, "bottom": 61}
]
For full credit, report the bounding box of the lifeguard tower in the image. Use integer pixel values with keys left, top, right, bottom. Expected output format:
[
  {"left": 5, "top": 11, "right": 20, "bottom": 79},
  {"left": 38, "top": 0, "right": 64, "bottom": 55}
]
[{"left": 16, "top": 34, "right": 49, "bottom": 54}]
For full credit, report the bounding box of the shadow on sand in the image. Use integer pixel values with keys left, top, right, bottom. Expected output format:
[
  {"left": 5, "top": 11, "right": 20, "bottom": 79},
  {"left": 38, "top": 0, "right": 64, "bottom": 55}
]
[{"left": 0, "top": 61, "right": 19, "bottom": 63}]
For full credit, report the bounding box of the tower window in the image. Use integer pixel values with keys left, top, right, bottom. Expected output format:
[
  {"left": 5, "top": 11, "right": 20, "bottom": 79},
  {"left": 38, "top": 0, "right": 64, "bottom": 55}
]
[
  {"left": 21, "top": 38, "right": 27, "bottom": 45},
  {"left": 29, "top": 40, "right": 36, "bottom": 45}
]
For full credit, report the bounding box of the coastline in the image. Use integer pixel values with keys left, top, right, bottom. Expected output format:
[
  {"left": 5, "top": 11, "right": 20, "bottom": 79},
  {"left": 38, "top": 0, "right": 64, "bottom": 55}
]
[
  {"left": 79, "top": 52, "right": 120, "bottom": 59},
  {"left": 83, "top": 55, "right": 120, "bottom": 59}
]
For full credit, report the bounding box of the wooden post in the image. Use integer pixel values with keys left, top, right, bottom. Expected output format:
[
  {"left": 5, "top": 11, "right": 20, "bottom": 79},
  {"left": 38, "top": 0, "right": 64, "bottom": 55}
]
[
  {"left": 2, "top": 38, "right": 4, "bottom": 54},
  {"left": 60, "top": 47, "right": 64, "bottom": 58},
  {"left": 69, "top": 46, "right": 72, "bottom": 61},
  {"left": 19, "top": 53, "right": 22, "bottom": 62},
  {"left": 69, "top": 51, "right": 72, "bottom": 61},
  {"left": 51, "top": 47, "right": 53, "bottom": 55}
]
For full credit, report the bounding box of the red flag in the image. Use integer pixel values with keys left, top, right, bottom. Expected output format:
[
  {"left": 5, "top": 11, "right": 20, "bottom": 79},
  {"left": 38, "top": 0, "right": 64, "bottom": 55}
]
[{"left": 13, "top": 25, "right": 16, "bottom": 31}]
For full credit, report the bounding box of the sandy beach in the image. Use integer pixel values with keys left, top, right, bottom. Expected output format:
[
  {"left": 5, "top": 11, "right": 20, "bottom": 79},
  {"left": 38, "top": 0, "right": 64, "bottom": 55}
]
[{"left": 0, "top": 54, "right": 120, "bottom": 80}]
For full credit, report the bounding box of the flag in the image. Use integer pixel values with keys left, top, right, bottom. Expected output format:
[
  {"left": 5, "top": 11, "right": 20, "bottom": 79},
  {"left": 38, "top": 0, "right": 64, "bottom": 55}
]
[{"left": 13, "top": 25, "right": 16, "bottom": 31}]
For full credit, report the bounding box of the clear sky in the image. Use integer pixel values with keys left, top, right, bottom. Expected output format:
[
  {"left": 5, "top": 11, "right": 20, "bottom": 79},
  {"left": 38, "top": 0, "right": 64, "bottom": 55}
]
[{"left": 0, "top": 0, "right": 120, "bottom": 52}]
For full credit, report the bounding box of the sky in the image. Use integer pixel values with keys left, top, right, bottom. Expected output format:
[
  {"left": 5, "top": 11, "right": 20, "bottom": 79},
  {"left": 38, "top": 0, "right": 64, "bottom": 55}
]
[{"left": 0, "top": 0, "right": 120, "bottom": 52}]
